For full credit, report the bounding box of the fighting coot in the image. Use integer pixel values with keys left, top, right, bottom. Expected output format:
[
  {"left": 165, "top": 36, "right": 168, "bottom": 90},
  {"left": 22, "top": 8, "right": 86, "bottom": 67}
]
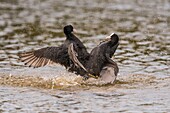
[
  {"left": 68, "top": 33, "right": 119, "bottom": 83},
  {"left": 19, "top": 25, "right": 90, "bottom": 76}
]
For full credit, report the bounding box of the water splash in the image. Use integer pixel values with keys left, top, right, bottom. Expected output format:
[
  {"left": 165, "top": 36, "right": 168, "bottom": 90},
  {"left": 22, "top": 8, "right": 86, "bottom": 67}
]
[{"left": 1, "top": 66, "right": 168, "bottom": 91}]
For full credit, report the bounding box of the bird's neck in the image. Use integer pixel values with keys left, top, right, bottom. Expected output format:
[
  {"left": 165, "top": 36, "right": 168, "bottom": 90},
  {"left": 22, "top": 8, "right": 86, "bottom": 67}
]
[{"left": 65, "top": 33, "right": 75, "bottom": 40}]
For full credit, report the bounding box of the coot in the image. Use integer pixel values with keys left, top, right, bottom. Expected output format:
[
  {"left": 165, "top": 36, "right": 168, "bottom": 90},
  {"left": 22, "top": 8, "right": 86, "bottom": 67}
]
[
  {"left": 68, "top": 33, "right": 119, "bottom": 83},
  {"left": 19, "top": 25, "right": 90, "bottom": 77}
]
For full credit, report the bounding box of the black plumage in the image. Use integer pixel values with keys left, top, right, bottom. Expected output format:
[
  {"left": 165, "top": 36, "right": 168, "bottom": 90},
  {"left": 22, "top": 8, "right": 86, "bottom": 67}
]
[
  {"left": 68, "top": 33, "right": 119, "bottom": 81},
  {"left": 85, "top": 33, "right": 119, "bottom": 76},
  {"left": 19, "top": 25, "right": 90, "bottom": 74},
  {"left": 19, "top": 25, "right": 119, "bottom": 82}
]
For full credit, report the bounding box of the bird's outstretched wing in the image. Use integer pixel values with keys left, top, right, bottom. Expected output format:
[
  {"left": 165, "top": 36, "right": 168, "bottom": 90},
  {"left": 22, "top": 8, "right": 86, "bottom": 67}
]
[
  {"left": 68, "top": 43, "right": 87, "bottom": 72},
  {"left": 19, "top": 47, "right": 63, "bottom": 68}
]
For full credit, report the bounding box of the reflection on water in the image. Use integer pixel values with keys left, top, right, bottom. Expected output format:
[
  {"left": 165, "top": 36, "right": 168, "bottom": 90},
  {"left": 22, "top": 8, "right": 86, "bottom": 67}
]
[{"left": 0, "top": 0, "right": 170, "bottom": 112}]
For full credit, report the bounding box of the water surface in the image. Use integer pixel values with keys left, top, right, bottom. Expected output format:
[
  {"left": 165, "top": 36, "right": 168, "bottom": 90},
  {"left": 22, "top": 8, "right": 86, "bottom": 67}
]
[{"left": 0, "top": 0, "right": 170, "bottom": 112}]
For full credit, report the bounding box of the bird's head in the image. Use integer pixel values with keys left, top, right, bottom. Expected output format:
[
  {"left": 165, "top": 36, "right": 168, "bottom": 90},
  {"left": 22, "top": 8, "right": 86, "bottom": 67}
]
[
  {"left": 63, "top": 25, "right": 76, "bottom": 34},
  {"left": 105, "top": 33, "right": 119, "bottom": 46}
]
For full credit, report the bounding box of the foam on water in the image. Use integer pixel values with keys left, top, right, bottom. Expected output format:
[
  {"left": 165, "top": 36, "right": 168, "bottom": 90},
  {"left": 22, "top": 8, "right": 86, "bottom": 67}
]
[{"left": 0, "top": 66, "right": 169, "bottom": 91}]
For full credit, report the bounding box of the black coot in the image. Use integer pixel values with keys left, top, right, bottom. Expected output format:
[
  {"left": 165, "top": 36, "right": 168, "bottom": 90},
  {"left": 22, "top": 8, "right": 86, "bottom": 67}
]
[
  {"left": 19, "top": 25, "right": 90, "bottom": 76},
  {"left": 86, "top": 33, "right": 119, "bottom": 75},
  {"left": 68, "top": 33, "right": 119, "bottom": 83}
]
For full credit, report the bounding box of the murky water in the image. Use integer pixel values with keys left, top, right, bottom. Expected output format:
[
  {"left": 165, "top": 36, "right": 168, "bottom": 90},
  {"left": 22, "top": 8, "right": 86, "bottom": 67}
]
[{"left": 0, "top": 0, "right": 170, "bottom": 112}]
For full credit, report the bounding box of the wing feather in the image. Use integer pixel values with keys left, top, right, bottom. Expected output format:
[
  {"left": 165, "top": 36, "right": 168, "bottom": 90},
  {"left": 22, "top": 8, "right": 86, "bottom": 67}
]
[
  {"left": 19, "top": 47, "right": 61, "bottom": 67},
  {"left": 68, "top": 43, "right": 87, "bottom": 72}
]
